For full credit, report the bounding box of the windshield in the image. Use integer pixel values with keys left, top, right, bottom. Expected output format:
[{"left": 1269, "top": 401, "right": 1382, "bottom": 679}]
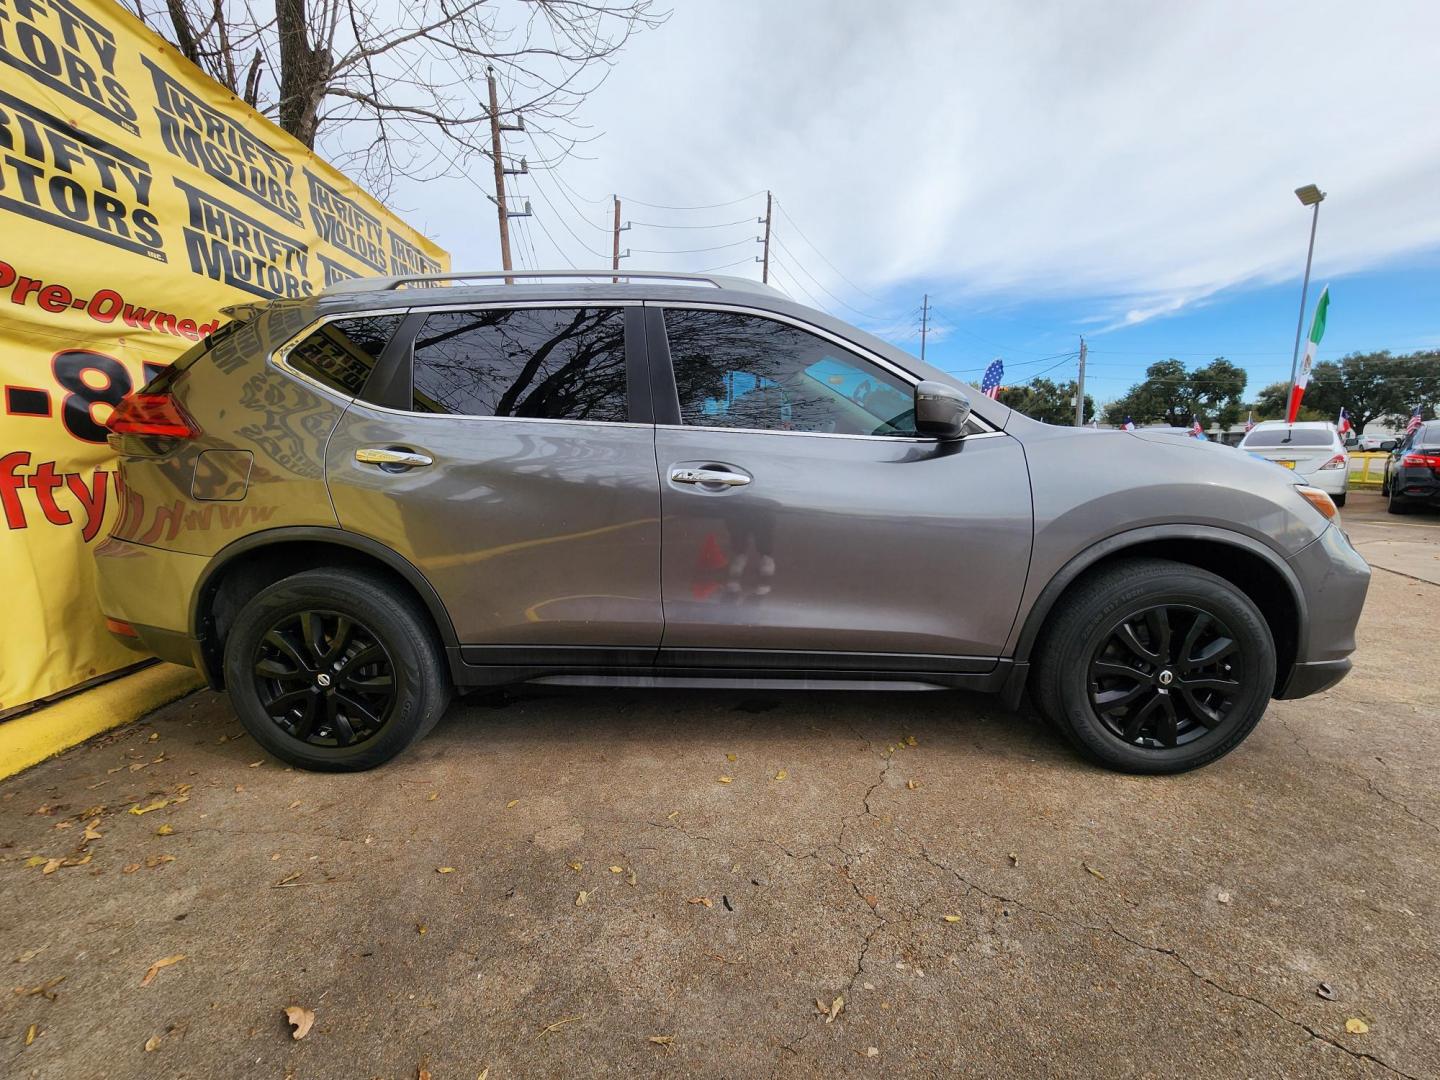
[{"left": 1242, "top": 428, "right": 1334, "bottom": 448}]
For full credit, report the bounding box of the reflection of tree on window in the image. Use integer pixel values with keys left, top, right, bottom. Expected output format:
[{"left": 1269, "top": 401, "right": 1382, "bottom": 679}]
[
  {"left": 411, "top": 308, "right": 628, "bottom": 422},
  {"left": 288, "top": 315, "right": 403, "bottom": 397},
  {"left": 662, "top": 309, "right": 917, "bottom": 436}
]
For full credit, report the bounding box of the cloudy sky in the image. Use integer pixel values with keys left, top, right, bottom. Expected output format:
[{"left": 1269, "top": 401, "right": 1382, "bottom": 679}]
[{"left": 385, "top": 0, "right": 1440, "bottom": 405}]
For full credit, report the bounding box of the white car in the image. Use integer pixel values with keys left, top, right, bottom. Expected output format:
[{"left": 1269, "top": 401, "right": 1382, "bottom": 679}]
[{"left": 1238, "top": 421, "right": 1349, "bottom": 506}]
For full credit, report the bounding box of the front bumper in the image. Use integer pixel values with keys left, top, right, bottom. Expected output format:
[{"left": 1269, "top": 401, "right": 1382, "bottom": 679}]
[{"left": 1280, "top": 524, "right": 1370, "bottom": 697}]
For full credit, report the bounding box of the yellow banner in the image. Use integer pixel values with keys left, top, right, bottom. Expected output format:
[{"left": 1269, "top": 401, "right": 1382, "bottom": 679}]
[{"left": 0, "top": 0, "right": 449, "bottom": 710}]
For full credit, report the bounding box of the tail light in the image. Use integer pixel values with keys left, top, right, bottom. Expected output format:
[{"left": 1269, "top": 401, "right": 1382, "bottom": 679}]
[
  {"left": 1402, "top": 453, "right": 1440, "bottom": 468},
  {"left": 1317, "top": 453, "right": 1347, "bottom": 471},
  {"left": 106, "top": 393, "right": 200, "bottom": 439}
]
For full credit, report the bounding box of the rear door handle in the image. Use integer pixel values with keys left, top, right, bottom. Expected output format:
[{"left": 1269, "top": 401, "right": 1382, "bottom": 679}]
[
  {"left": 670, "top": 467, "right": 751, "bottom": 487},
  {"left": 355, "top": 446, "right": 433, "bottom": 469}
]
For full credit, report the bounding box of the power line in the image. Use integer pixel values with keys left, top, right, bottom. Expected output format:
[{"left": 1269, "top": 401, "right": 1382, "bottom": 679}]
[
  {"left": 629, "top": 216, "right": 756, "bottom": 230},
  {"left": 621, "top": 190, "right": 768, "bottom": 211},
  {"left": 772, "top": 198, "right": 888, "bottom": 304},
  {"left": 769, "top": 232, "right": 894, "bottom": 322},
  {"left": 629, "top": 237, "right": 757, "bottom": 256}
]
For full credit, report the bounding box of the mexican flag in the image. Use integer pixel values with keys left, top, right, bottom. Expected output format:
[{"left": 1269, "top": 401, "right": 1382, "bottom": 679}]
[{"left": 1287, "top": 285, "right": 1329, "bottom": 422}]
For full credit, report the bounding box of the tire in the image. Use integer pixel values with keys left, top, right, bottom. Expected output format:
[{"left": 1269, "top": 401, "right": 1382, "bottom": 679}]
[
  {"left": 1388, "top": 484, "right": 1409, "bottom": 514},
  {"left": 223, "top": 568, "right": 451, "bottom": 771},
  {"left": 1031, "top": 558, "right": 1275, "bottom": 774},
  {"left": 1333, "top": 492, "right": 1346, "bottom": 508}
]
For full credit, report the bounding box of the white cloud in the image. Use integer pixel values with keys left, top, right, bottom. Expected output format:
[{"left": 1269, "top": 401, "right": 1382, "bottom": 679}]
[{"left": 384, "top": 0, "right": 1440, "bottom": 327}]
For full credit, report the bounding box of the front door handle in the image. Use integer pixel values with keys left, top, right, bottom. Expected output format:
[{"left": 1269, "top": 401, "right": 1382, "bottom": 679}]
[
  {"left": 356, "top": 446, "right": 433, "bottom": 469},
  {"left": 670, "top": 467, "right": 751, "bottom": 487}
]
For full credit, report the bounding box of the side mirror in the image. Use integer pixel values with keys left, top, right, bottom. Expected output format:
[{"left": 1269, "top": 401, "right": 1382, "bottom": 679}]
[
  {"left": 1381, "top": 440, "right": 1397, "bottom": 452},
  {"left": 914, "top": 380, "right": 972, "bottom": 440}
]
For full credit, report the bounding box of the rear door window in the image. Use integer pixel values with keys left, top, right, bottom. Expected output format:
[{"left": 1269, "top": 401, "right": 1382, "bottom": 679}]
[{"left": 410, "top": 307, "right": 629, "bottom": 422}]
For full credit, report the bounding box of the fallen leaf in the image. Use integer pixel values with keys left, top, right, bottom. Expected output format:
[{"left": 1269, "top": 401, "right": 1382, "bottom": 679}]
[
  {"left": 687, "top": 897, "right": 713, "bottom": 908},
  {"left": 726, "top": 753, "right": 737, "bottom": 762},
  {"left": 567, "top": 860, "right": 583, "bottom": 872},
  {"left": 427, "top": 791, "right": 439, "bottom": 802},
  {"left": 1345, "top": 1018, "right": 1369, "bottom": 1034},
  {"left": 575, "top": 890, "right": 588, "bottom": 906},
  {"left": 1082, "top": 863, "right": 1106, "bottom": 881},
  {"left": 825, "top": 995, "right": 844, "bottom": 1023},
  {"left": 248, "top": 760, "right": 263, "bottom": 768},
  {"left": 539, "top": 1015, "right": 583, "bottom": 1035},
  {"left": 285, "top": 1004, "right": 315, "bottom": 1040},
  {"left": 144, "top": 1034, "right": 161, "bottom": 1052},
  {"left": 25, "top": 1023, "right": 37, "bottom": 1046},
  {"left": 905, "top": 735, "right": 917, "bottom": 746},
  {"left": 140, "top": 953, "right": 186, "bottom": 987},
  {"left": 666, "top": 810, "right": 680, "bottom": 822},
  {"left": 416, "top": 924, "right": 427, "bottom": 936},
  {"left": 436, "top": 867, "right": 456, "bottom": 874},
  {"left": 144, "top": 854, "right": 174, "bottom": 868},
  {"left": 905, "top": 779, "right": 919, "bottom": 790},
  {"left": 774, "top": 770, "right": 788, "bottom": 781},
  {"left": 42, "top": 858, "right": 62, "bottom": 875},
  {"left": 627, "top": 868, "right": 637, "bottom": 887},
  {"left": 608, "top": 865, "right": 624, "bottom": 874},
  {"left": 155, "top": 824, "right": 174, "bottom": 837},
  {"left": 716, "top": 776, "right": 734, "bottom": 784},
  {"left": 505, "top": 799, "right": 518, "bottom": 809},
  {"left": 17, "top": 976, "right": 65, "bottom": 1000},
  {"left": 941, "top": 915, "right": 963, "bottom": 923},
  {"left": 275, "top": 871, "right": 303, "bottom": 887},
  {"left": 148, "top": 732, "right": 159, "bottom": 741},
  {"left": 1317, "top": 982, "right": 1336, "bottom": 1000},
  {"left": 234, "top": 785, "right": 245, "bottom": 793},
  {"left": 83, "top": 819, "right": 103, "bottom": 841},
  {"left": 1008, "top": 853, "right": 1019, "bottom": 867},
  {"left": 129, "top": 799, "right": 168, "bottom": 816},
  {"left": 288, "top": 801, "right": 302, "bottom": 810},
  {"left": 648, "top": 1035, "right": 674, "bottom": 1046},
  {"left": 24, "top": 855, "right": 45, "bottom": 868},
  {"left": 122, "top": 863, "right": 140, "bottom": 874},
  {"left": 865, "top": 1046, "right": 880, "bottom": 1057},
  {"left": 478, "top": 1070, "right": 489, "bottom": 1080}
]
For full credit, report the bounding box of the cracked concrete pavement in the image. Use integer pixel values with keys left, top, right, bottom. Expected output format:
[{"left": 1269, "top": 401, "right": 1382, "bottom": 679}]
[{"left": 3, "top": 498, "right": 1437, "bottom": 1079}]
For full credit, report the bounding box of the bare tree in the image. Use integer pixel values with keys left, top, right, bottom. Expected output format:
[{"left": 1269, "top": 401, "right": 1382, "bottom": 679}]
[{"left": 130, "top": 0, "right": 667, "bottom": 198}]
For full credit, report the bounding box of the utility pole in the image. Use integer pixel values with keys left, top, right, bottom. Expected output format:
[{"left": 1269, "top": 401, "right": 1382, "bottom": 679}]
[
  {"left": 611, "top": 196, "right": 631, "bottom": 281},
  {"left": 1074, "top": 335, "right": 1087, "bottom": 426},
  {"left": 756, "top": 190, "right": 772, "bottom": 284},
  {"left": 485, "top": 67, "right": 529, "bottom": 284},
  {"left": 920, "top": 294, "right": 930, "bottom": 362}
]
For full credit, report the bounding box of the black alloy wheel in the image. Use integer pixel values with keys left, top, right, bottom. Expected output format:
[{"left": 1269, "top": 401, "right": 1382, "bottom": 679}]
[
  {"left": 252, "top": 610, "right": 396, "bottom": 748},
  {"left": 1088, "top": 604, "right": 1242, "bottom": 749}
]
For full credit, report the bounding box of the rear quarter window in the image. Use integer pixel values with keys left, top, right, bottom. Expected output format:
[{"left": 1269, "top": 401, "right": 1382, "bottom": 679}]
[{"left": 284, "top": 315, "right": 404, "bottom": 398}]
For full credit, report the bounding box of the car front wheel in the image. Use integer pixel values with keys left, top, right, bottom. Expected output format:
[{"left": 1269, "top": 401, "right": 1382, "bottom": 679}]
[
  {"left": 1032, "top": 558, "right": 1276, "bottom": 774},
  {"left": 223, "top": 568, "right": 451, "bottom": 771}
]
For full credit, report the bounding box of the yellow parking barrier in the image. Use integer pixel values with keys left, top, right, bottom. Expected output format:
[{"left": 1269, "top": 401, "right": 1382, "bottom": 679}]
[
  {"left": 1348, "top": 452, "right": 1391, "bottom": 487},
  {"left": 0, "top": 664, "right": 203, "bottom": 780}
]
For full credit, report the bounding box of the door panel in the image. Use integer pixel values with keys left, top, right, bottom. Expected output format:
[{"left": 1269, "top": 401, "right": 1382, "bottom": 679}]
[
  {"left": 655, "top": 426, "right": 1033, "bottom": 659},
  {"left": 327, "top": 407, "right": 662, "bottom": 647}
]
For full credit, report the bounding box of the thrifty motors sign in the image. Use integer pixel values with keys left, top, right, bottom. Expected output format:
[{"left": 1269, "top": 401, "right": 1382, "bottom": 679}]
[{"left": 0, "top": 0, "right": 449, "bottom": 710}]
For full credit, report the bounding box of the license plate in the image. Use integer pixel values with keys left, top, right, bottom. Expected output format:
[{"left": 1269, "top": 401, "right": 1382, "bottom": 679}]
[{"left": 1278, "top": 460, "right": 1296, "bottom": 469}]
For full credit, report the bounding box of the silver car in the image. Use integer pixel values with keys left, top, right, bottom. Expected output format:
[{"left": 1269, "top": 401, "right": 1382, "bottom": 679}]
[
  {"left": 1238, "top": 420, "right": 1350, "bottom": 505},
  {"left": 94, "top": 271, "right": 1370, "bottom": 774}
]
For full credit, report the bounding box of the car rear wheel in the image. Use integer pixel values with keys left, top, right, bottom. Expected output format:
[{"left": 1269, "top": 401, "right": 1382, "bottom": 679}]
[
  {"left": 1032, "top": 558, "right": 1275, "bottom": 774},
  {"left": 223, "top": 568, "right": 451, "bottom": 771},
  {"left": 1333, "top": 491, "right": 1347, "bottom": 508},
  {"left": 1387, "top": 484, "right": 1409, "bottom": 514}
]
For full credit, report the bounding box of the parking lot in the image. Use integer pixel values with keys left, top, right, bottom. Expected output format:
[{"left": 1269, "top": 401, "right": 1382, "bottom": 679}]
[{"left": 2, "top": 492, "right": 1436, "bottom": 1079}]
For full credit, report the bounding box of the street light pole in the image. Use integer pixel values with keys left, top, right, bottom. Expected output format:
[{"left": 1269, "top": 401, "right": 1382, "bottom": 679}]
[{"left": 1287, "top": 184, "right": 1326, "bottom": 400}]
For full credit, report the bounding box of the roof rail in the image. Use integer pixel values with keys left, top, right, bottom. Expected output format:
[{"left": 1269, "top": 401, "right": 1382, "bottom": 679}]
[{"left": 321, "top": 269, "right": 784, "bottom": 298}]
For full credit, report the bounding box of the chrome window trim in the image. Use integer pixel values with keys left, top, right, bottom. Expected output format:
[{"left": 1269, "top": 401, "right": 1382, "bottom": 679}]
[
  {"left": 650, "top": 300, "right": 1000, "bottom": 436},
  {"left": 655, "top": 423, "right": 1008, "bottom": 445},
  {"left": 272, "top": 302, "right": 641, "bottom": 425}
]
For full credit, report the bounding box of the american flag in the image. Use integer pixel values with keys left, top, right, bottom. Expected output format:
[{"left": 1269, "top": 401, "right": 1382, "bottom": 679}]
[
  {"left": 1121, "top": 416, "right": 1135, "bottom": 431},
  {"left": 1405, "top": 406, "right": 1424, "bottom": 436},
  {"left": 1244, "top": 411, "right": 1255, "bottom": 433},
  {"left": 1337, "top": 406, "right": 1352, "bottom": 435},
  {"left": 1190, "top": 417, "right": 1204, "bottom": 438},
  {"left": 979, "top": 358, "right": 1004, "bottom": 399}
]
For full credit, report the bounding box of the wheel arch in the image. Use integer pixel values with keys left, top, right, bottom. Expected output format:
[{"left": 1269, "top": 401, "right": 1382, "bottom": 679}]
[
  {"left": 190, "top": 527, "right": 459, "bottom": 689},
  {"left": 1013, "top": 526, "right": 1307, "bottom": 697}
]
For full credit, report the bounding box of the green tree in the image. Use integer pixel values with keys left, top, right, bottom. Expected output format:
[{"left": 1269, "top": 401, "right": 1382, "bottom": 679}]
[
  {"left": 997, "top": 379, "right": 1094, "bottom": 425},
  {"left": 1252, "top": 381, "right": 1324, "bottom": 422},
  {"left": 1255, "top": 351, "right": 1440, "bottom": 432},
  {"left": 1102, "top": 358, "right": 1247, "bottom": 428}
]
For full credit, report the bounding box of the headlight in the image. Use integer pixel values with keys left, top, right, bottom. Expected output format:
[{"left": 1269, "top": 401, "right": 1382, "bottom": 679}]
[{"left": 1295, "top": 484, "right": 1339, "bottom": 521}]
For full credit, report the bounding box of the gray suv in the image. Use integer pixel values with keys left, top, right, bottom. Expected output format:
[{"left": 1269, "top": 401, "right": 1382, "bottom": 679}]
[{"left": 94, "top": 271, "right": 1370, "bottom": 774}]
